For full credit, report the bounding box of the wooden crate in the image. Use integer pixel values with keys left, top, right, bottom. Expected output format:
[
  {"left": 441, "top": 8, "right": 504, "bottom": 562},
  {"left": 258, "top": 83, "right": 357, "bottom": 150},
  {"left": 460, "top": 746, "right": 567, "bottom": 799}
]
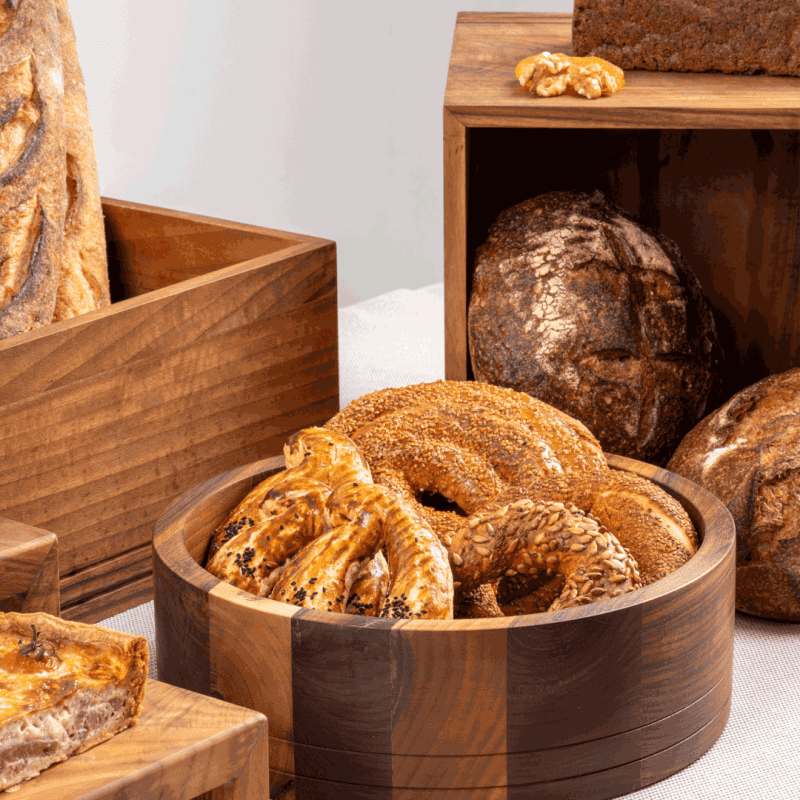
[
  {"left": 0, "top": 198, "right": 338, "bottom": 623},
  {"left": 152, "top": 453, "right": 734, "bottom": 799},
  {"left": 0, "top": 517, "right": 60, "bottom": 616},
  {"left": 444, "top": 12, "right": 800, "bottom": 406}
]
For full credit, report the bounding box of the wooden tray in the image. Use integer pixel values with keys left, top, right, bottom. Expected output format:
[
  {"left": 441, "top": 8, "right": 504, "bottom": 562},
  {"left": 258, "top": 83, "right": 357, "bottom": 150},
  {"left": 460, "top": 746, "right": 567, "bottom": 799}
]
[
  {"left": 444, "top": 12, "right": 800, "bottom": 406},
  {"left": 0, "top": 517, "right": 59, "bottom": 616},
  {"left": 11, "top": 679, "right": 268, "bottom": 800},
  {"left": 0, "top": 198, "right": 338, "bottom": 624},
  {"left": 152, "top": 453, "right": 735, "bottom": 799}
]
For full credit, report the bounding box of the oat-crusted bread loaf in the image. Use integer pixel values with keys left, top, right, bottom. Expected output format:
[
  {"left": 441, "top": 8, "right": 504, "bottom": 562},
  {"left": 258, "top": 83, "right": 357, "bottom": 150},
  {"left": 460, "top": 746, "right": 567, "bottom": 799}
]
[
  {"left": 0, "top": 0, "right": 108, "bottom": 339},
  {"left": 468, "top": 190, "right": 723, "bottom": 466},
  {"left": 0, "top": 611, "right": 148, "bottom": 791},
  {"left": 572, "top": 0, "right": 800, "bottom": 77},
  {"left": 668, "top": 369, "right": 800, "bottom": 621}
]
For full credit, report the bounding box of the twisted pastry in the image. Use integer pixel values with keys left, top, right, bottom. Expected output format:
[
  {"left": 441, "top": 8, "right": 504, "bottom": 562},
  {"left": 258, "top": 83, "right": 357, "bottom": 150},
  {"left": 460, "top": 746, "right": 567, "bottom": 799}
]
[
  {"left": 323, "top": 481, "right": 453, "bottom": 619},
  {"left": 205, "top": 428, "right": 371, "bottom": 591}
]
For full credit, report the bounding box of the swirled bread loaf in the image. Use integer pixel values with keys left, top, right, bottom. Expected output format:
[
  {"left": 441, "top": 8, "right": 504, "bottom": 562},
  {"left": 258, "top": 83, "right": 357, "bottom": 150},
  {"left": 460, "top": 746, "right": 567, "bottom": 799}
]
[
  {"left": 468, "top": 190, "right": 723, "bottom": 466},
  {"left": 0, "top": 0, "right": 108, "bottom": 340},
  {"left": 668, "top": 369, "right": 800, "bottom": 620}
]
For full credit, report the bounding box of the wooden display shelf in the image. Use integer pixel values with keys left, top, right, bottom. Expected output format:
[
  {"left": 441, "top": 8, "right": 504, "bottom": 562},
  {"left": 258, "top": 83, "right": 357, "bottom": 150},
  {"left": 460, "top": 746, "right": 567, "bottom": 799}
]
[
  {"left": 0, "top": 517, "right": 59, "bottom": 616},
  {"left": 444, "top": 12, "right": 800, "bottom": 406},
  {"left": 0, "top": 198, "right": 339, "bottom": 624},
  {"left": 11, "top": 679, "right": 269, "bottom": 800}
]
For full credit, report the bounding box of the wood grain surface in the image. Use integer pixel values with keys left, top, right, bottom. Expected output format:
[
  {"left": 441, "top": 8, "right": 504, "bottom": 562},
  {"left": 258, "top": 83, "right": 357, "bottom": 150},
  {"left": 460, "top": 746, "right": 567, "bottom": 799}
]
[
  {"left": 0, "top": 517, "right": 59, "bottom": 616},
  {"left": 445, "top": 13, "right": 800, "bottom": 128},
  {"left": 9, "top": 679, "right": 269, "bottom": 800},
  {"left": 0, "top": 198, "right": 338, "bottom": 623},
  {"left": 444, "top": 13, "right": 800, "bottom": 405},
  {"left": 153, "top": 451, "right": 735, "bottom": 799}
]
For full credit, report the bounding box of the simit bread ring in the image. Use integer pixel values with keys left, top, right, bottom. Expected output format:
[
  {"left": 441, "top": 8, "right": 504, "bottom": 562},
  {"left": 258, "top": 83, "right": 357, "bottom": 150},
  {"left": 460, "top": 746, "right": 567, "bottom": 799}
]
[{"left": 326, "top": 381, "right": 698, "bottom": 602}]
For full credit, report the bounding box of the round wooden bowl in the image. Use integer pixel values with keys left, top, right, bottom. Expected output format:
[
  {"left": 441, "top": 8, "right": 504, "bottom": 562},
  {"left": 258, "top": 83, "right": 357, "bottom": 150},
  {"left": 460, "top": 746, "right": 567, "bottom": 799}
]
[{"left": 153, "top": 453, "right": 735, "bottom": 800}]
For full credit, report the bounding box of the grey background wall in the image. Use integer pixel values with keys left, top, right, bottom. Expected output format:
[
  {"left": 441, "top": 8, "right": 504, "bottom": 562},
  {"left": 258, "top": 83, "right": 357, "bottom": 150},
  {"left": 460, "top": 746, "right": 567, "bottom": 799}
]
[{"left": 69, "top": 1, "right": 572, "bottom": 306}]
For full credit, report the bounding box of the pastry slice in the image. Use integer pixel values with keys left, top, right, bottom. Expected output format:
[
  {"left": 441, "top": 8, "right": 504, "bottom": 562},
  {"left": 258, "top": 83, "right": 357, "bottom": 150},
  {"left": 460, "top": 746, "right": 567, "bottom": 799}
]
[{"left": 0, "top": 611, "right": 148, "bottom": 792}]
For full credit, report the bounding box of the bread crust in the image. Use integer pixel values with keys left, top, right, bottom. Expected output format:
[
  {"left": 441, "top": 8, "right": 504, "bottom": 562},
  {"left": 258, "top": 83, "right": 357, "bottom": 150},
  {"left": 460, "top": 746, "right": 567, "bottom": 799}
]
[
  {"left": 0, "top": 0, "right": 66, "bottom": 338},
  {"left": 51, "top": 0, "right": 110, "bottom": 320},
  {"left": 668, "top": 368, "right": 800, "bottom": 620},
  {"left": 468, "top": 190, "right": 723, "bottom": 466}
]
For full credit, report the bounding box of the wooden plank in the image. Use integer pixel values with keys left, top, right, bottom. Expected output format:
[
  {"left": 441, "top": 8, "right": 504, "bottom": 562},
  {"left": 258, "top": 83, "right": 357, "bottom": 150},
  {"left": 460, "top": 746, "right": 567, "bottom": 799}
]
[
  {"left": 11, "top": 680, "right": 268, "bottom": 800},
  {"left": 443, "top": 107, "right": 469, "bottom": 381},
  {"left": 0, "top": 517, "right": 59, "bottom": 616},
  {"left": 60, "top": 544, "right": 151, "bottom": 608},
  {"left": 445, "top": 13, "right": 800, "bottom": 129}
]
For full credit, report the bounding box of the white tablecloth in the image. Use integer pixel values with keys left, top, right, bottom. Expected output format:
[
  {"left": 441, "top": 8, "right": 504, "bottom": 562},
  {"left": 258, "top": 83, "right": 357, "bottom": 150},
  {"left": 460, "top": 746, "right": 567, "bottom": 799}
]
[{"left": 101, "top": 282, "right": 800, "bottom": 799}]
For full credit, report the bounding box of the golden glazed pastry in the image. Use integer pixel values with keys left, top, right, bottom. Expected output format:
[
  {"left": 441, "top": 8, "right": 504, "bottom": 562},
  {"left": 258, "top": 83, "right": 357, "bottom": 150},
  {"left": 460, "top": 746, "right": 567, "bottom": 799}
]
[
  {"left": 0, "top": 611, "right": 148, "bottom": 792},
  {"left": 205, "top": 427, "right": 372, "bottom": 594}
]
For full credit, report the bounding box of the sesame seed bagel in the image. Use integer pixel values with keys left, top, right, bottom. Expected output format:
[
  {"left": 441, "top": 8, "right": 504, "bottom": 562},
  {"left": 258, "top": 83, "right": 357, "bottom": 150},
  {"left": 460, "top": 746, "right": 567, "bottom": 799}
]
[{"left": 325, "top": 380, "right": 698, "bottom": 607}]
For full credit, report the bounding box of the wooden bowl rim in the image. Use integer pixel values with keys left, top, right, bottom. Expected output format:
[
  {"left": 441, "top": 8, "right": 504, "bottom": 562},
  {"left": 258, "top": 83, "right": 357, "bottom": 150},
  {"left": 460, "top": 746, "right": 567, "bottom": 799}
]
[{"left": 153, "top": 452, "right": 735, "bottom": 631}]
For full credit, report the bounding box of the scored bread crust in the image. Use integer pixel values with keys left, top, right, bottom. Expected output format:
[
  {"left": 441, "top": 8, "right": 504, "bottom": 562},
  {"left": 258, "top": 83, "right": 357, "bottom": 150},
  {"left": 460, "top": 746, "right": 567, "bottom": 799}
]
[
  {"left": 0, "top": 611, "right": 148, "bottom": 792},
  {"left": 51, "top": 0, "right": 110, "bottom": 321},
  {"left": 0, "top": 0, "right": 66, "bottom": 339}
]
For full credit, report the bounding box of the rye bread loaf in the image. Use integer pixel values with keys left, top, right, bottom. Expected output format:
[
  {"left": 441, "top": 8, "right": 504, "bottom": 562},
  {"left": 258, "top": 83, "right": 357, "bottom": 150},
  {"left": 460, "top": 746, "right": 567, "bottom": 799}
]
[
  {"left": 468, "top": 190, "right": 723, "bottom": 466},
  {"left": 0, "top": 0, "right": 108, "bottom": 339},
  {"left": 667, "top": 369, "right": 800, "bottom": 621},
  {"left": 572, "top": 0, "right": 800, "bottom": 77}
]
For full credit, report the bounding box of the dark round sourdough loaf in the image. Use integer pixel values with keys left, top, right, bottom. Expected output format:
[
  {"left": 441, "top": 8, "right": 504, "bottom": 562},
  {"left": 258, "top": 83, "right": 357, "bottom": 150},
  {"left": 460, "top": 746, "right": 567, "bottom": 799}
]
[
  {"left": 667, "top": 368, "right": 800, "bottom": 621},
  {"left": 468, "top": 190, "right": 723, "bottom": 465}
]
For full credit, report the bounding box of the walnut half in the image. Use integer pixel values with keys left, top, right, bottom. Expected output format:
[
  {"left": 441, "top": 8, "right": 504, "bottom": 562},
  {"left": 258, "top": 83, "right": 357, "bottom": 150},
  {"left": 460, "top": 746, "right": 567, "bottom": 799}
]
[{"left": 515, "top": 51, "right": 624, "bottom": 99}]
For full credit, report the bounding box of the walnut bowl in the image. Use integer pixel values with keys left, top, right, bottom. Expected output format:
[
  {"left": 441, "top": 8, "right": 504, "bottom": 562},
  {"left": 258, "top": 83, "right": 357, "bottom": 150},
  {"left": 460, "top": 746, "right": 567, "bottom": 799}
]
[{"left": 153, "top": 452, "right": 735, "bottom": 799}]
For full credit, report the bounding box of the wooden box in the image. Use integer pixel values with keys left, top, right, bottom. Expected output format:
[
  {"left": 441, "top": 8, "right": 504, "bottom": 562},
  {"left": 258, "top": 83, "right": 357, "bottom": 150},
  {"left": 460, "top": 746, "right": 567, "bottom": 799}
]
[
  {"left": 0, "top": 517, "right": 60, "bottom": 616},
  {"left": 152, "top": 452, "right": 735, "bottom": 799},
  {"left": 444, "top": 12, "right": 800, "bottom": 406},
  {"left": 0, "top": 199, "right": 338, "bottom": 623}
]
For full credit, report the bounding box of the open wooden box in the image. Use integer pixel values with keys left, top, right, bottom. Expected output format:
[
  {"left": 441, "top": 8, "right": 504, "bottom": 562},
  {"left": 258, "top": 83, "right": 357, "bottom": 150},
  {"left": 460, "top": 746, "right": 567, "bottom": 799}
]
[
  {"left": 153, "top": 452, "right": 734, "bottom": 799},
  {"left": 444, "top": 12, "right": 800, "bottom": 408},
  {"left": 0, "top": 199, "right": 338, "bottom": 623}
]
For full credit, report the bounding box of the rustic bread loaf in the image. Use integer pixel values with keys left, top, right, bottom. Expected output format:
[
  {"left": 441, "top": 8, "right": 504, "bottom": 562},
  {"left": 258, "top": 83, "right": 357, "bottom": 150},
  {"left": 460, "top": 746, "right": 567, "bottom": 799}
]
[
  {"left": 0, "top": 611, "right": 148, "bottom": 791},
  {"left": 0, "top": 0, "right": 66, "bottom": 338},
  {"left": 52, "top": 0, "right": 109, "bottom": 320},
  {"left": 0, "top": 0, "right": 108, "bottom": 339},
  {"left": 572, "top": 0, "right": 800, "bottom": 76},
  {"left": 468, "top": 190, "right": 723, "bottom": 466},
  {"left": 667, "top": 369, "right": 800, "bottom": 621}
]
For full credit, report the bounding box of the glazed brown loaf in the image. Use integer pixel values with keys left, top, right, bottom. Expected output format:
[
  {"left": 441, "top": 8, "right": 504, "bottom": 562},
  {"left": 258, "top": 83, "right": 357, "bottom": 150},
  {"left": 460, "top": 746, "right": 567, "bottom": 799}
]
[
  {"left": 0, "top": 0, "right": 108, "bottom": 340},
  {"left": 572, "top": 0, "right": 800, "bottom": 76},
  {"left": 668, "top": 369, "right": 800, "bottom": 621},
  {"left": 468, "top": 190, "right": 723, "bottom": 466}
]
